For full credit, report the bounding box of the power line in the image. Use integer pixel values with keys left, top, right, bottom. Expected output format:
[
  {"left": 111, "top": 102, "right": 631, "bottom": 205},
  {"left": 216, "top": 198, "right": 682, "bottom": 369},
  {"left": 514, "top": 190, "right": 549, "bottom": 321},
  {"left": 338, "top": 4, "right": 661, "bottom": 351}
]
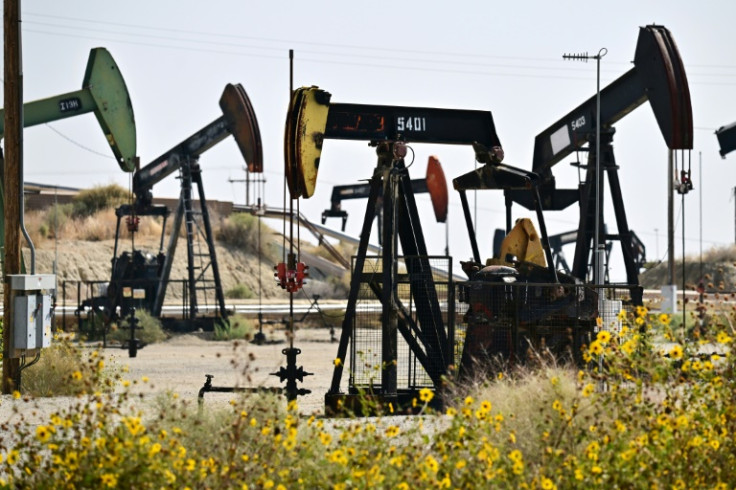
[
  {"left": 25, "top": 11, "right": 628, "bottom": 66},
  {"left": 21, "top": 29, "right": 607, "bottom": 82},
  {"left": 24, "top": 12, "right": 736, "bottom": 75},
  {"left": 24, "top": 19, "right": 623, "bottom": 75},
  {"left": 43, "top": 123, "right": 117, "bottom": 160},
  {"left": 23, "top": 25, "right": 736, "bottom": 86}
]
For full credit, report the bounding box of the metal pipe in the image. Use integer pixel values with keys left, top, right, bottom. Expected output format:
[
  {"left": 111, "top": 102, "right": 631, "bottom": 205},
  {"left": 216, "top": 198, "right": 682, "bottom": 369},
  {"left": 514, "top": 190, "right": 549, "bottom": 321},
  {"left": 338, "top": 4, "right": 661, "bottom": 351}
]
[
  {"left": 458, "top": 190, "right": 481, "bottom": 264},
  {"left": 562, "top": 47, "right": 607, "bottom": 285},
  {"left": 668, "top": 150, "right": 675, "bottom": 285},
  {"left": 593, "top": 47, "right": 607, "bottom": 286},
  {"left": 10, "top": 3, "right": 35, "bottom": 274}
]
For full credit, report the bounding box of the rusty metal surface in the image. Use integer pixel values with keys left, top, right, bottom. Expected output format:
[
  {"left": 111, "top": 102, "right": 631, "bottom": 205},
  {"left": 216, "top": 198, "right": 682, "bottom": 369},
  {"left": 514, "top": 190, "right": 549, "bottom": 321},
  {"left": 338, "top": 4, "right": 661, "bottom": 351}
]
[
  {"left": 426, "top": 156, "right": 448, "bottom": 223},
  {"left": 635, "top": 25, "right": 693, "bottom": 150},
  {"left": 284, "top": 88, "right": 304, "bottom": 198},
  {"left": 219, "top": 83, "right": 263, "bottom": 173}
]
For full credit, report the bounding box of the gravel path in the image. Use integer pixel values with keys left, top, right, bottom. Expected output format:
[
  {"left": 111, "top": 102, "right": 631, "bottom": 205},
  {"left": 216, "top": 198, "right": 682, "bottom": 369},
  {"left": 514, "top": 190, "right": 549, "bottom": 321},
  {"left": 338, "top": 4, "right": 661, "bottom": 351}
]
[{"left": 0, "top": 327, "right": 343, "bottom": 427}]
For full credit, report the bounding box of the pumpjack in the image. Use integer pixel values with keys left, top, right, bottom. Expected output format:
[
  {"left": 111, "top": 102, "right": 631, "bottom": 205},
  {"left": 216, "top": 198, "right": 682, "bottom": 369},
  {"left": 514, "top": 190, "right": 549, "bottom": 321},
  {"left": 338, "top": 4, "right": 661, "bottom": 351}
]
[
  {"left": 716, "top": 122, "right": 736, "bottom": 157},
  {"left": 505, "top": 25, "right": 692, "bottom": 303},
  {"left": 82, "top": 83, "right": 262, "bottom": 331},
  {"left": 0, "top": 47, "right": 137, "bottom": 254},
  {"left": 321, "top": 156, "right": 449, "bottom": 244},
  {"left": 285, "top": 86, "right": 595, "bottom": 413}
]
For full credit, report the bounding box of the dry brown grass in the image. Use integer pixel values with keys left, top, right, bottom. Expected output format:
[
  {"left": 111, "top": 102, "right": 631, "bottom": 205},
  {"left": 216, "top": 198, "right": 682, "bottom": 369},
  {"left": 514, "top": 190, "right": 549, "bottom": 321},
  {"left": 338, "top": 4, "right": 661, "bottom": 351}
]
[
  {"left": 24, "top": 207, "right": 165, "bottom": 243},
  {"left": 448, "top": 357, "right": 591, "bottom": 457},
  {"left": 700, "top": 244, "right": 736, "bottom": 264},
  {"left": 305, "top": 240, "right": 356, "bottom": 263}
]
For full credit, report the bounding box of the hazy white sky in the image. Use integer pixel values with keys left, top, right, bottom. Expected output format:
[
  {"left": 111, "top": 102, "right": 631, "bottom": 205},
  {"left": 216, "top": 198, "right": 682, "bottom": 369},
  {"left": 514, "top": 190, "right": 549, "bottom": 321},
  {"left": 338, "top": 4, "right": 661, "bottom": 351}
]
[{"left": 5, "top": 1, "right": 736, "bottom": 282}]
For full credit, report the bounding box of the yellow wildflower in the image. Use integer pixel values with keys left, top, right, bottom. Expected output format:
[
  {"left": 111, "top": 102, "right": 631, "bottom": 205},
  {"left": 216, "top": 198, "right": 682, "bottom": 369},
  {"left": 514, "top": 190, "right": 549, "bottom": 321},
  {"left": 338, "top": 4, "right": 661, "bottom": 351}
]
[
  {"left": 419, "top": 387, "right": 434, "bottom": 403},
  {"left": 35, "top": 425, "right": 52, "bottom": 443},
  {"left": 319, "top": 432, "right": 332, "bottom": 446},
  {"left": 621, "top": 339, "right": 636, "bottom": 355},
  {"left": 509, "top": 449, "right": 523, "bottom": 462},
  {"left": 328, "top": 449, "right": 348, "bottom": 465},
  {"left": 716, "top": 331, "right": 732, "bottom": 344},
  {"left": 582, "top": 383, "right": 595, "bottom": 397},
  {"left": 596, "top": 330, "right": 611, "bottom": 344},
  {"left": 149, "top": 442, "right": 162, "bottom": 457},
  {"left": 101, "top": 474, "right": 117, "bottom": 488},
  {"left": 7, "top": 450, "right": 19, "bottom": 465},
  {"left": 541, "top": 477, "right": 557, "bottom": 490},
  {"left": 589, "top": 341, "right": 603, "bottom": 356},
  {"left": 668, "top": 344, "right": 683, "bottom": 360}
]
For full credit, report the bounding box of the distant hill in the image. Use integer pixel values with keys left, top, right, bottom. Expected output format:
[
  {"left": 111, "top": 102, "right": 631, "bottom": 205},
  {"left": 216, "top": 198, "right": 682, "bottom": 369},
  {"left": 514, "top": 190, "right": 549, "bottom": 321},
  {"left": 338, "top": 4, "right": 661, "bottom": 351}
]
[{"left": 639, "top": 245, "right": 736, "bottom": 293}]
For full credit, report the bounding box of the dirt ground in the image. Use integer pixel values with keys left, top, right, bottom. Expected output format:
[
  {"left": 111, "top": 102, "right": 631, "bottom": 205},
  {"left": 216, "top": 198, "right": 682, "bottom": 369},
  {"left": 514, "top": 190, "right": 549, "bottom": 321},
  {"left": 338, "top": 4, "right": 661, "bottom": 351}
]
[
  {"left": 27, "top": 237, "right": 291, "bottom": 303},
  {"left": 1, "top": 229, "right": 351, "bottom": 424},
  {"left": 0, "top": 326, "right": 345, "bottom": 427},
  {"left": 112, "top": 326, "right": 343, "bottom": 415}
]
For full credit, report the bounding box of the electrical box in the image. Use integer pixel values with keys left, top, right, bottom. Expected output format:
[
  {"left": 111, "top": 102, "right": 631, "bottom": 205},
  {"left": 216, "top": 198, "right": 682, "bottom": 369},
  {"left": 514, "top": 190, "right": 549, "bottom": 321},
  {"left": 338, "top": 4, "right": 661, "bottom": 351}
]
[
  {"left": 9, "top": 274, "right": 55, "bottom": 355},
  {"left": 661, "top": 285, "right": 677, "bottom": 315},
  {"left": 14, "top": 295, "right": 38, "bottom": 349}
]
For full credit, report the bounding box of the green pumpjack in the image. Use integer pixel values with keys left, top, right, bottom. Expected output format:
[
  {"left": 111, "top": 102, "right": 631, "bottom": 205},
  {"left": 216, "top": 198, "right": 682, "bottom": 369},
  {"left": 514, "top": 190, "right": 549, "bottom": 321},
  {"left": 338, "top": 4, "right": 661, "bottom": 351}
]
[{"left": 0, "top": 47, "right": 138, "bottom": 266}]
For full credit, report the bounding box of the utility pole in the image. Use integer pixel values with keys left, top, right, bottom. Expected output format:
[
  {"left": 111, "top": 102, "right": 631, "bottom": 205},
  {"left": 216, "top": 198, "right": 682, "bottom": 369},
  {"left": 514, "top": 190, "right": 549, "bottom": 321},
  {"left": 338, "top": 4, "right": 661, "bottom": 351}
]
[
  {"left": 227, "top": 167, "right": 249, "bottom": 206},
  {"left": 3, "top": 0, "right": 22, "bottom": 394},
  {"left": 563, "top": 47, "right": 607, "bottom": 286},
  {"left": 228, "top": 166, "right": 265, "bottom": 208}
]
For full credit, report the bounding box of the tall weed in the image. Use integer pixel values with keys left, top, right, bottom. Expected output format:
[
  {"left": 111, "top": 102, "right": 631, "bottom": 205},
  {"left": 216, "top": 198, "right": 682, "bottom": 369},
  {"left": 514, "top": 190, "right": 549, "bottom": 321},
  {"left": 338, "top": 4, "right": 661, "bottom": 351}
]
[{"left": 71, "top": 184, "right": 131, "bottom": 218}]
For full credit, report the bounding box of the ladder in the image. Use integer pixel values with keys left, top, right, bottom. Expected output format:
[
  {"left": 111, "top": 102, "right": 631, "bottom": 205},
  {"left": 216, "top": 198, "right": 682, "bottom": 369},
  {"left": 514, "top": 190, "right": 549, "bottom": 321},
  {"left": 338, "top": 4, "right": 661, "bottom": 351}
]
[{"left": 179, "top": 157, "right": 228, "bottom": 321}]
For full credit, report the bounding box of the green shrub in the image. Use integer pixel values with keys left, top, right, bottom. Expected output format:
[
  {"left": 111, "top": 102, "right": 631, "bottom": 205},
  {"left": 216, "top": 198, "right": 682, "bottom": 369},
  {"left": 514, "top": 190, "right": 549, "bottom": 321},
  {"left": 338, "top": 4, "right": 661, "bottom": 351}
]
[
  {"left": 72, "top": 184, "right": 130, "bottom": 218},
  {"left": 225, "top": 283, "right": 255, "bottom": 299},
  {"left": 213, "top": 315, "right": 254, "bottom": 341},
  {"left": 107, "top": 310, "right": 168, "bottom": 345},
  {"left": 43, "top": 202, "right": 73, "bottom": 237},
  {"left": 217, "top": 213, "right": 276, "bottom": 261}
]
